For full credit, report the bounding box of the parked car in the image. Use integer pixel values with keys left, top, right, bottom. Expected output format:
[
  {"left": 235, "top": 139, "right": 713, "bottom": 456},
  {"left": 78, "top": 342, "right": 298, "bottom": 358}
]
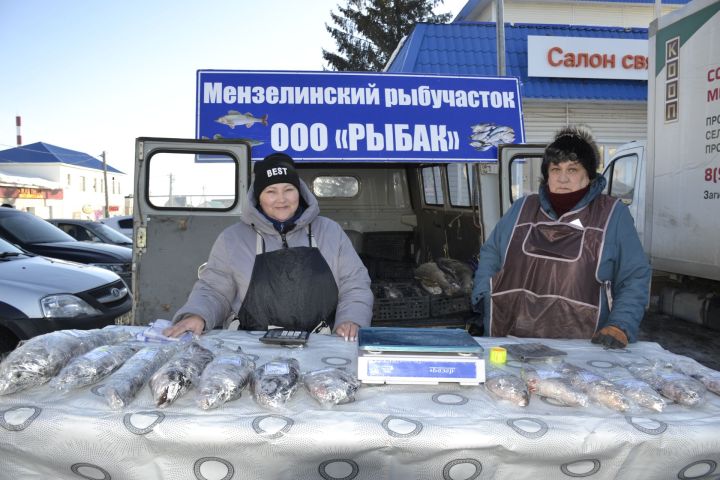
[
  {"left": 0, "top": 208, "right": 132, "bottom": 289},
  {"left": 46, "top": 218, "right": 132, "bottom": 248},
  {"left": 0, "top": 236, "right": 132, "bottom": 357},
  {"left": 100, "top": 215, "right": 133, "bottom": 238}
]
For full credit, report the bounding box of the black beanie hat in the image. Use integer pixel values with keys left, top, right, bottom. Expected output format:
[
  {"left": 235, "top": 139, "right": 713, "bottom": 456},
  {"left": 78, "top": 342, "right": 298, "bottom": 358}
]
[
  {"left": 541, "top": 126, "right": 600, "bottom": 182},
  {"left": 253, "top": 152, "right": 301, "bottom": 203}
]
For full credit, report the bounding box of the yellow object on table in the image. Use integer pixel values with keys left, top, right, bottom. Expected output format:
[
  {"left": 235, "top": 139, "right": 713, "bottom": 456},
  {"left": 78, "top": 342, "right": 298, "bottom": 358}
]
[{"left": 489, "top": 346, "right": 507, "bottom": 364}]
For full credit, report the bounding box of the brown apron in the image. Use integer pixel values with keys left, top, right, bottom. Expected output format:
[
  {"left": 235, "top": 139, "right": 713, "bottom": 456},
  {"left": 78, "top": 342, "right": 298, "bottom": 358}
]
[{"left": 489, "top": 194, "right": 618, "bottom": 339}]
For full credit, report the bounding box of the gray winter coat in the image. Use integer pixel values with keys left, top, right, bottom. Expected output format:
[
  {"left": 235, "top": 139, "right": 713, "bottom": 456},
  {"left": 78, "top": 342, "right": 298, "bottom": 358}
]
[{"left": 173, "top": 180, "right": 373, "bottom": 331}]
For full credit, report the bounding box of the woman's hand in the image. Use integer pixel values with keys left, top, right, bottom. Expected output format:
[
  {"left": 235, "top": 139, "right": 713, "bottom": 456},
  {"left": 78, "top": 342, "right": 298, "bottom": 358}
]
[
  {"left": 163, "top": 315, "right": 206, "bottom": 338},
  {"left": 334, "top": 321, "right": 360, "bottom": 342}
]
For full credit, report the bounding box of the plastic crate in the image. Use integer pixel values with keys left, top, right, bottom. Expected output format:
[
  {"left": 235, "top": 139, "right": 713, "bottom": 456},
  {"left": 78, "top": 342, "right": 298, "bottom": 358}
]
[
  {"left": 375, "top": 260, "right": 416, "bottom": 281},
  {"left": 371, "top": 283, "right": 430, "bottom": 323},
  {"left": 363, "top": 233, "right": 413, "bottom": 261},
  {"left": 430, "top": 294, "right": 472, "bottom": 317}
]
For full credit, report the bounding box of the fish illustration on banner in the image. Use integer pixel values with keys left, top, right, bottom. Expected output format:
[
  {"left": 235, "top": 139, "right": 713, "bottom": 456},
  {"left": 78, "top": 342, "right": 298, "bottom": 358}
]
[
  {"left": 215, "top": 111, "right": 269, "bottom": 129},
  {"left": 469, "top": 123, "right": 515, "bottom": 151}
]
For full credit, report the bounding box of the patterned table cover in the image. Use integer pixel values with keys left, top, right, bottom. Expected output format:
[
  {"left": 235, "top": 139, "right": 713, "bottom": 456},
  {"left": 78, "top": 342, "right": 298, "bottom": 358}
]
[{"left": 1, "top": 329, "right": 719, "bottom": 480}]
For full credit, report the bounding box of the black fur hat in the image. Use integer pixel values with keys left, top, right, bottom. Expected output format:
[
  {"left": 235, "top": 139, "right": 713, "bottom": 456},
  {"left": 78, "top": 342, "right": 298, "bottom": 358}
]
[{"left": 541, "top": 126, "right": 600, "bottom": 182}]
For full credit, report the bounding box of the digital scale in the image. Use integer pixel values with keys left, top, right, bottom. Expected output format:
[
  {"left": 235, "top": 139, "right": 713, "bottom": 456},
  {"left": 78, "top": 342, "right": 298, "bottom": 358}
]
[{"left": 357, "top": 327, "right": 485, "bottom": 386}]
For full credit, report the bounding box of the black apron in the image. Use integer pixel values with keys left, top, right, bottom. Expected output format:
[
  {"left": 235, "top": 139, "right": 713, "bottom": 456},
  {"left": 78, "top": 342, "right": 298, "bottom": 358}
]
[{"left": 236, "top": 224, "right": 339, "bottom": 331}]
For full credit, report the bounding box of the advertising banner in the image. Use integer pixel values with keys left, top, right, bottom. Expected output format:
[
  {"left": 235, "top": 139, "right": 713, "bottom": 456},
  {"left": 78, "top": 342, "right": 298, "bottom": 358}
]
[{"left": 196, "top": 70, "right": 524, "bottom": 162}]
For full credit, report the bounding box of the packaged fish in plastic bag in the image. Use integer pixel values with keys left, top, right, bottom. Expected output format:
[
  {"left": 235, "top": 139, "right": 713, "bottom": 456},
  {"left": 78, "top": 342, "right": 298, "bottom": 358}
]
[
  {"left": 197, "top": 349, "right": 255, "bottom": 410},
  {"left": 149, "top": 342, "right": 214, "bottom": 408},
  {"left": 484, "top": 366, "right": 530, "bottom": 407},
  {"left": 303, "top": 367, "right": 361, "bottom": 408},
  {"left": 522, "top": 363, "right": 589, "bottom": 407},
  {"left": 627, "top": 362, "right": 706, "bottom": 407},
  {"left": 49, "top": 344, "right": 139, "bottom": 391},
  {"left": 0, "top": 328, "right": 128, "bottom": 395},
  {"left": 103, "top": 344, "right": 178, "bottom": 409},
  {"left": 252, "top": 357, "right": 301, "bottom": 410},
  {"left": 674, "top": 359, "right": 720, "bottom": 396},
  {"left": 559, "top": 362, "right": 630, "bottom": 412}
]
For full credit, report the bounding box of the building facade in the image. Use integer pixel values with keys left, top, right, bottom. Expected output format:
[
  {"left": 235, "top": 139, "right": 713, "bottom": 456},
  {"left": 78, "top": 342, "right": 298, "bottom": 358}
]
[
  {"left": 0, "top": 142, "right": 129, "bottom": 219},
  {"left": 386, "top": 0, "right": 690, "bottom": 168}
]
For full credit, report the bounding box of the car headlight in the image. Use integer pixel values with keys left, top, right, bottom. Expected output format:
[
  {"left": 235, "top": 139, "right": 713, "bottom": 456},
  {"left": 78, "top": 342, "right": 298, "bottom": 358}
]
[
  {"left": 90, "top": 263, "right": 130, "bottom": 274},
  {"left": 41, "top": 294, "right": 101, "bottom": 318}
]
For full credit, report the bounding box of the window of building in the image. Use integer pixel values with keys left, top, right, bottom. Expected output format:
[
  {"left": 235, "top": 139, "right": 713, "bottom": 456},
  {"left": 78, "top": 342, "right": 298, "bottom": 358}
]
[{"left": 80, "top": 176, "right": 86, "bottom": 192}]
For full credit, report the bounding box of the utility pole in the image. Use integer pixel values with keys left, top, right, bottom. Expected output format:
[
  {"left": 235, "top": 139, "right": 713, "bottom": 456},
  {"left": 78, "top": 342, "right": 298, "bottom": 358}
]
[
  {"left": 101, "top": 151, "right": 109, "bottom": 217},
  {"left": 496, "top": 0, "right": 506, "bottom": 76}
]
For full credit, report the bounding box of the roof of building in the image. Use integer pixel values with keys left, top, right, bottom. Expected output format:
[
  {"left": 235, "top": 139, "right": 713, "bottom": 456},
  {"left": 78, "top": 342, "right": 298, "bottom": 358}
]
[
  {"left": 455, "top": 0, "right": 692, "bottom": 21},
  {"left": 0, "top": 142, "right": 124, "bottom": 174},
  {"left": 385, "top": 22, "right": 648, "bottom": 101}
]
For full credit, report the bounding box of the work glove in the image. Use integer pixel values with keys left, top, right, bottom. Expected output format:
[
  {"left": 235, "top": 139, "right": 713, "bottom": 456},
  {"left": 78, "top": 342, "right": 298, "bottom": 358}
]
[{"left": 591, "top": 325, "right": 628, "bottom": 349}]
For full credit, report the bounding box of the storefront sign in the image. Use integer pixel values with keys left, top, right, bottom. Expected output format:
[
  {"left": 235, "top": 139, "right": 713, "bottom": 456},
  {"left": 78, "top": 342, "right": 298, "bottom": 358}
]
[
  {"left": 0, "top": 186, "right": 63, "bottom": 200},
  {"left": 528, "top": 36, "right": 648, "bottom": 80},
  {"left": 196, "top": 70, "right": 525, "bottom": 162}
]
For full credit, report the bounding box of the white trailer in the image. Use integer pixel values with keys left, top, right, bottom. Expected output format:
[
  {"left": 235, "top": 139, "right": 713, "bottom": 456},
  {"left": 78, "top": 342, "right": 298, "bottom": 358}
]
[{"left": 603, "top": 0, "right": 720, "bottom": 324}]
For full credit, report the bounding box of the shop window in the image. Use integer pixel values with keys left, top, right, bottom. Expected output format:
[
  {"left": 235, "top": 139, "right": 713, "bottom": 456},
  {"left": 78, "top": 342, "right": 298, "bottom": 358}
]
[{"left": 421, "top": 166, "right": 444, "bottom": 206}]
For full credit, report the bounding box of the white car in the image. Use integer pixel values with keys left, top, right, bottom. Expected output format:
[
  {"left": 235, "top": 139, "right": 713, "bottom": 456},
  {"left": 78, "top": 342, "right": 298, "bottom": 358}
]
[
  {"left": 101, "top": 215, "right": 133, "bottom": 238},
  {"left": 0, "top": 236, "right": 132, "bottom": 357}
]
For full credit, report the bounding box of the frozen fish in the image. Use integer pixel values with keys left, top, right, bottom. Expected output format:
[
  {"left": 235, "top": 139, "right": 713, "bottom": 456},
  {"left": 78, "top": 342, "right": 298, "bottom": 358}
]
[
  {"left": 150, "top": 342, "right": 214, "bottom": 408},
  {"left": 436, "top": 257, "right": 474, "bottom": 294},
  {"left": 0, "top": 329, "right": 128, "bottom": 395},
  {"left": 522, "top": 365, "right": 588, "bottom": 407},
  {"left": 253, "top": 357, "right": 301, "bottom": 410},
  {"left": 485, "top": 368, "right": 530, "bottom": 406},
  {"left": 415, "top": 262, "right": 459, "bottom": 296},
  {"left": 627, "top": 363, "right": 706, "bottom": 407},
  {"left": 103, "top": 345, "right": 177, "bottom": 410},
  {"left": 559, "top": 362, "right": 630, "bottom": 412},
  {"left": 197, "top": 350, "right": 255, "bottom": 410},
  {"left": 303, "top": 367, "right": 361, "bottom": 407},
  {"left": 50, "top": 344, "right": 139, "bottom": 391}
]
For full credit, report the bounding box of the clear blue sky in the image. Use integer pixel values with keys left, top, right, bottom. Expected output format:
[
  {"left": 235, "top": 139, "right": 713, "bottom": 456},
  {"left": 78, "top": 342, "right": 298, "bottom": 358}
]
[{"left": 0, "top": 0, "right": 465, "bottom": 188}]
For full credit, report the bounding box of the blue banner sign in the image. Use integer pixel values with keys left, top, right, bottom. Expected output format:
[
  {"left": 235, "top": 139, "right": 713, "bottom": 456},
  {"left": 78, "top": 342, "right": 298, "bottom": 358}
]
[{"left": 196, "top": 70, "right": 525, "bottom": 162}]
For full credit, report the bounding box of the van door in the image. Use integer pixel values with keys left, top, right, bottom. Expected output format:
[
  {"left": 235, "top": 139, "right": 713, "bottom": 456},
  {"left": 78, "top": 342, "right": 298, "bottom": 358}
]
[
  {"left": 602, "top": 143, "right": 646, "bottom": 247},
  {"left": 497, "top": 144, "right": 547, "bottom": 214},
  {"left": 131, "top": 138, "right": 251, "bottom": 325}
]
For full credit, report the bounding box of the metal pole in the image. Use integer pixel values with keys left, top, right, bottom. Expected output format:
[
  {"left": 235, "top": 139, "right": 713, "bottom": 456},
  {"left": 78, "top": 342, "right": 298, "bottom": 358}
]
[
  {"left": 496, "top": 0, "right": 506, "bottom": 76},
  {"left": 101, "top": 151, "right": 110, "bottom": 218},
  {"left": 655, "top": 0, "right": 662, "bottom": 19}
]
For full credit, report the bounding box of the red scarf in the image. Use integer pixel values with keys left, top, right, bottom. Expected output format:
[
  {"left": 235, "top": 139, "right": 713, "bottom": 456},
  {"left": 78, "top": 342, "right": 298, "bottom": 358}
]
[{"left": 547, "top": 184, "right": 590, "bottom": 217}]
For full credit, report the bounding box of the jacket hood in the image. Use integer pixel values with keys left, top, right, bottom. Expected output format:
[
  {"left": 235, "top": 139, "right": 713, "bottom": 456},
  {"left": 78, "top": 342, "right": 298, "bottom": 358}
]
[{"left": 242, "top": 178, "right": 320, "bottom": 234}]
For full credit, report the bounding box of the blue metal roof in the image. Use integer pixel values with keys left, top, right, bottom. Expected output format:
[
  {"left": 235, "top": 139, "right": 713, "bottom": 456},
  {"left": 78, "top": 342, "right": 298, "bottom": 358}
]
[
  {"left": 386, "top": 22, "right": 649, "bottom": 101},
  {"left": 0, "top": 142, "right": 124, "bottom": 174}
]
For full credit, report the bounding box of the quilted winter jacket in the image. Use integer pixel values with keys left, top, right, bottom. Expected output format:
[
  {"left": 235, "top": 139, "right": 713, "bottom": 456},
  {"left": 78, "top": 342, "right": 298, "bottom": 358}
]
[
  {"left": 471, "top": 176, "right": 651, "bottom": 342},
  {"left": 173, "top": 179, "right": 373, "bottom": 331}
]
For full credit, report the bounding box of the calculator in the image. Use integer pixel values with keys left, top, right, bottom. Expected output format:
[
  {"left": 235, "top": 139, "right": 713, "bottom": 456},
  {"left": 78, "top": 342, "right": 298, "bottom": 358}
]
[{"left": 259, "top": 329, "right": 310, "bottom": 346}]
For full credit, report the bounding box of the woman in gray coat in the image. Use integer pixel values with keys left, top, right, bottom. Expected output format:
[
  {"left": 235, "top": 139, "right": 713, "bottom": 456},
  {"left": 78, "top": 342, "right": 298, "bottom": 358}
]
[{"left": 165, "top": 152, "right": 373, "bottom": 341}]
